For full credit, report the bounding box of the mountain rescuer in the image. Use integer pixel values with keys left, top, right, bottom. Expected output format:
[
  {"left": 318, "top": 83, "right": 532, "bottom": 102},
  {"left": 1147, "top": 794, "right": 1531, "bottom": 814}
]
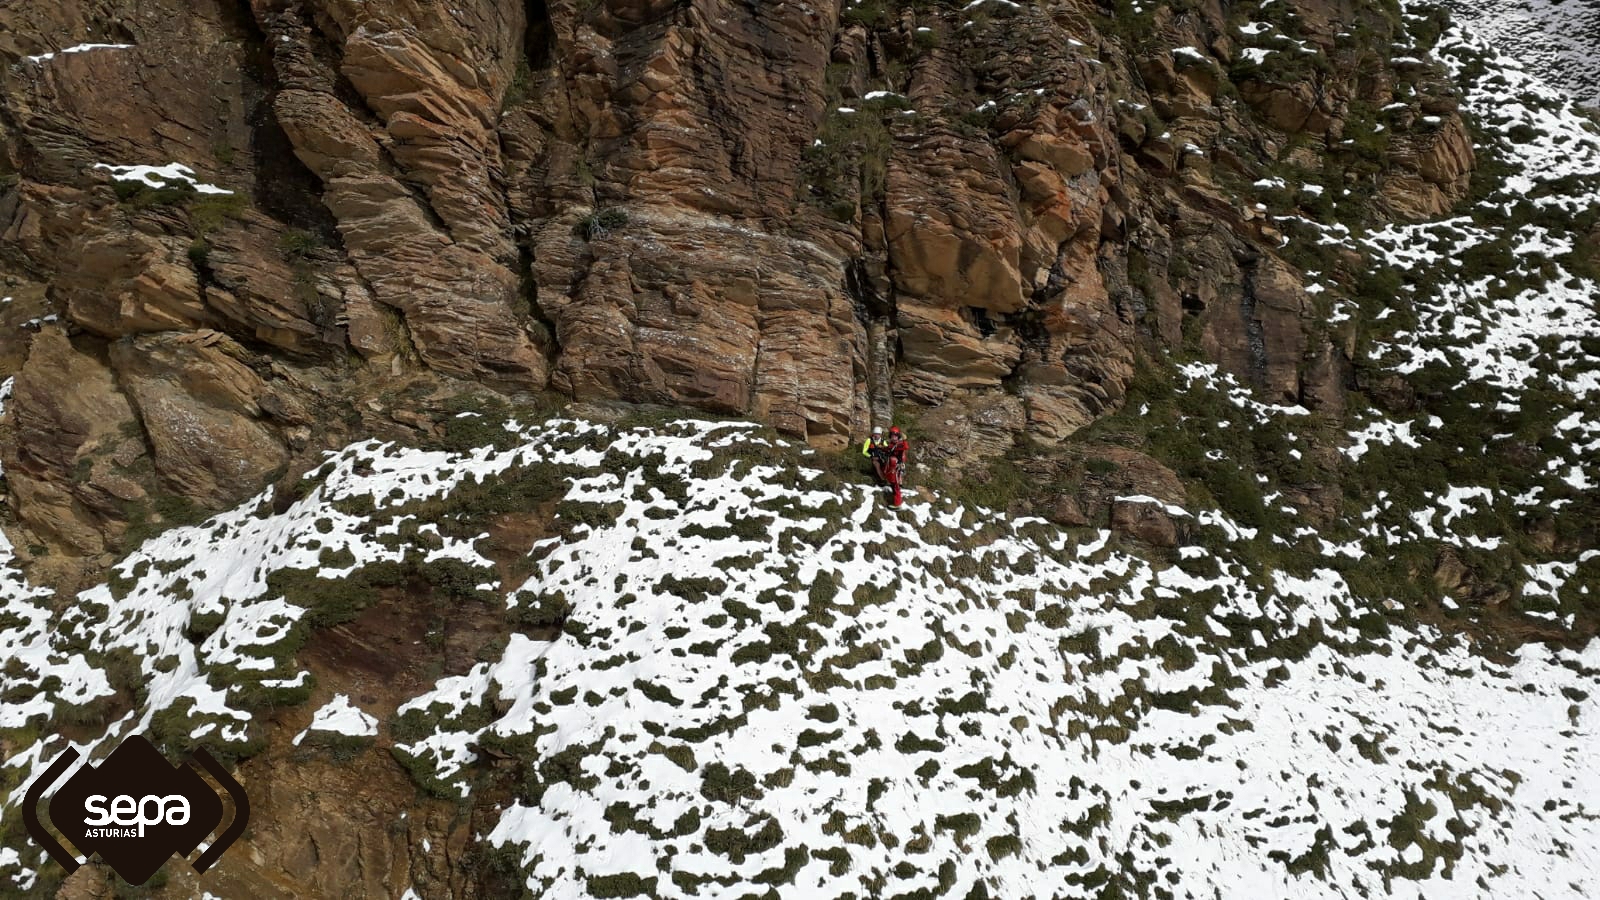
[
  {"left": 862, "top": 425, "right": 909, "bottom": 507},
  {"left": 883, "top": 427, "right": 909, "bottom": 507},
  {"left": 861, "top": 426, "right": 886, "bottom": 460}
]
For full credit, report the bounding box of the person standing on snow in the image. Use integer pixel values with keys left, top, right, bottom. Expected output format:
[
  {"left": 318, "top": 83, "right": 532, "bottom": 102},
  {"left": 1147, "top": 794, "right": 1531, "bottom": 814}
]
[
  {"left": 861, "top": 426, "right": 886, "bottom": 461},
  {"left": 882, "top": 426, "right": 909, "bottom": 507},
  {"left": 861, "top": 425, "right": 909, "bottom": 506},
  {"left": 862, "top": 426, "right": 892, "bottom": 494}
]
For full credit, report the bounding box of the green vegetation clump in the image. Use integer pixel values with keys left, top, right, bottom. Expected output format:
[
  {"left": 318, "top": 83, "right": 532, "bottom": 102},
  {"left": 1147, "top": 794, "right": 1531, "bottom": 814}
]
[
  {"left": 575, "top": 208, "right": 629, "bottom": 240},
  {"left": 503, "top": 58, "right": 534, "bottom": 110},
  {"left": 705, "top": 816, "right": 784, "bottom": 863},
  {"left": 585, "top": 873, "right": 656, "bottom": 898},
  {"left": 278, "top": 228, "right": 324, "bottom": 260}
]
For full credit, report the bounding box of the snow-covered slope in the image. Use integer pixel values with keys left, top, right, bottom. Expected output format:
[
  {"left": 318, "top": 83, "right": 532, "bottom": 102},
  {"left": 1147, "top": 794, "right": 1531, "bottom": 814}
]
[
  {"left": 0, "top": 415, "right": 1596, "bottom": 898},
  {"left": 1447, "top": 0, "right": 1600, "bottom": 109},
  {"left": 1250, "top": 6, "right": 1600, "bottom": 628}
]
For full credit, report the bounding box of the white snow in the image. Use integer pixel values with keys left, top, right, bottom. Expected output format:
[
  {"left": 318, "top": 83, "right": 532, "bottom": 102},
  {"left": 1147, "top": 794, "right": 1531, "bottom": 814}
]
[
  {"left": 92, "top": 163, "right": 232, "bottom": 195},
  {"left": 24, "top": 43, "right": 133, "bottom": 64},
  {"left": 293, "top": 694, "right": 378, "bottom": 746}
]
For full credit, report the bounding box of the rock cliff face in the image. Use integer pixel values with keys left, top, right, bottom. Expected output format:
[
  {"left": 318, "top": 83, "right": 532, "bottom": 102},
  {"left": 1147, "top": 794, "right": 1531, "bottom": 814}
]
[{"left": 0, "top": 0, "right": 1478, "bottom": 565}]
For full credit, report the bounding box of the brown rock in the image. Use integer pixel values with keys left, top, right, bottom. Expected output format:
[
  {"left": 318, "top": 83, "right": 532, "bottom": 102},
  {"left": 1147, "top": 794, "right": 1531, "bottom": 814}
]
[
  {"left": 1382, "top": 116, "right": 1475, "bottom": 218},
  {"left": 1301, "top": 340, "right": 1350, "bottom": 417},
  {"left": 885, "top": 130, "right": 1026, "bottom": 314},
  {"left": 1434, "top": 549, "right": 1469, "bottom": 594},
  {"left": 265, "top": 10, "right": 549, "bottom": 388},
  {"left": 1011, "top": 131, "right": 1096, "bottom": 178},
  {"left": 1015, "top": 239, "right": 1134, "bottom": 442},
  {"left": 1200, "top": 254, "right": 1310, "bottom": 402},
  {"left": 5, "top": 328, "right": 143, "bottom": 555},
  {"left": 534, "top": 210, "right": 869, "bottom": 444},
  {"left": 109, "top": 332, "right": 289, "bottom": 509},
  {"left": 1239, "top": 80, "right": 1320, "bottom": 133},
  {"left": 1048, "top": 496, "right": 1090, "bottom": 528},
  {"left": 911, "top": 393, "right": 1026, "bottom": 473},
  {"left": 895, "top": 302, "right": 1021, "bottom": 402},
  {"left": 201, "top": 218, "right": 348, "bottom": 357},
  {"left": 56, "top": 228, "right": 210, "bottom": 337},
  {"left": 1111, "top": 498, "right": 1181, "bottom": 548},
  {"left": 1072, "top": 447, "right": 1188, "bottom": 526}
]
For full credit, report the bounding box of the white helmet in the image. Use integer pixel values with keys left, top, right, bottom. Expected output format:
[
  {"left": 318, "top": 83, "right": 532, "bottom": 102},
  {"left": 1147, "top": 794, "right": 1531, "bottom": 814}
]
[{"left": 871, "top": 426, "right": 884, "bottom": 437}]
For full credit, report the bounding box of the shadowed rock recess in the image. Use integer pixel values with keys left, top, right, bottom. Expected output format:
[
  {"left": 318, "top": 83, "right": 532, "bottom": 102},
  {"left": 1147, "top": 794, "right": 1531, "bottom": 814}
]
[{"left": 0, "top": 0, "right": 1597, "bottom": 897}]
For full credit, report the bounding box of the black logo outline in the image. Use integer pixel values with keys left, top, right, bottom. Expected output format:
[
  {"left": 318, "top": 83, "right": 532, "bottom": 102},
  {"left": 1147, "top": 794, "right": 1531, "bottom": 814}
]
[{"left": 23, "top": 736, "right": 250, "bottom": 884}]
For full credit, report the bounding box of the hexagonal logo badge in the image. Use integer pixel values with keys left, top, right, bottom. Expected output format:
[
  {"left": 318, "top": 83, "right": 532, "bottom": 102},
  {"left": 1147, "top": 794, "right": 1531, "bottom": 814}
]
[{"left": 23, "top": 735, "right": 249, "bottom": 885}]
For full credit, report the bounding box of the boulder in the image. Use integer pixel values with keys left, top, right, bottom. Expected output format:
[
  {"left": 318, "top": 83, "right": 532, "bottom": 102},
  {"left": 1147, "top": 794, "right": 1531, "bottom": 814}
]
[
  {"left": 1111, "top": 498, "right": 1181, "bottom": 548},
  {"left": 109, "top": 332, "right": 290, "bottom": 509}
]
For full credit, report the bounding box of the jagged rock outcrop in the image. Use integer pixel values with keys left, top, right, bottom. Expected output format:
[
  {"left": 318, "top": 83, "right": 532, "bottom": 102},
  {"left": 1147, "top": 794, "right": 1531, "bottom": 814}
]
[
  {"left": 109, "top": 331, "right": 296, "bottom": 509},
  {"left": 4, "top": 328, "right": 143, "bottom": 559},
  {"left": 263, "top": 3, "right": 549, "bottom": 386},
  {"left": 1381, "top": 114, "right": 1476, "bottom": 218}
]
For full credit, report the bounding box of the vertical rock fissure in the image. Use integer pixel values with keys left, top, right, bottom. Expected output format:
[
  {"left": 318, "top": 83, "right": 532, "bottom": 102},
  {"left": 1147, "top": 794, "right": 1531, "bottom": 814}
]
[
  {"left": 524, "top": 0, "right": 553, "bottom": 71},
  {"left": 847, "top": 257, "right": 895, "bottom": 427},
  {"left": 237, "top": 1, "right": 342, "bottom": 244},
  {"left": 505, "top": 0, "right": 560, "bottom": 375},
  {"left": 1241, "top": 279, "right": 1268, "bottom": 389}
]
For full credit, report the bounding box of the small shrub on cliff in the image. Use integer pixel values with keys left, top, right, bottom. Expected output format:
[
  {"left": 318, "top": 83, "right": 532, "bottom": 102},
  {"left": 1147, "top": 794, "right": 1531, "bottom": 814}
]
[
  {"left": 576, "top": 207, "right": 629, "bottom": 240},
  {"left": 120, "top": 492, "right": 208, "bottom": 551},
  {"left": 802, "top": 103, "right": 895, "bottom": 216},
  {"left": 278, "top": 228, "right": 323, "bottom": 260},
  {"left": 187, "top": 194, "right": 248, "bottom": 234},
  {"left": 827, "top": 198, "right": 858, "bottom": 222},
  {"left": 586, "top": 872, "right": 657, "bottom": 898},
  {"left": 502, "top": 58, "right": 534, "bottom": 110},
  {"left": 114, "top": 178, "right": 191, "bottom": 207},
  {"left": 842, "top": 1, "right": 891, "bottom": 27},
  {"left": 923, "top": 457, "right": 1032, "bottom": 515},
  {"left": 512, "top": 589, "right": 570, "bottom": 632},
  {"left": 295, "top": 729, "right": 372, "bottom": 763}
]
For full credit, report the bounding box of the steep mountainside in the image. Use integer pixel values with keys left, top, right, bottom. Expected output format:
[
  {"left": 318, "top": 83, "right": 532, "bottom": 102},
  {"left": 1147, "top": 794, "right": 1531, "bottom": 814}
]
[
  {"left": 2, "top": 415, "right": 1597, "bottom": 898},
  {"left": 0, "top": 0, "right": 1596, "bottom": 897},
  {"left": 1448, "top": 0, "right": 1600, "bottom": 109}
]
